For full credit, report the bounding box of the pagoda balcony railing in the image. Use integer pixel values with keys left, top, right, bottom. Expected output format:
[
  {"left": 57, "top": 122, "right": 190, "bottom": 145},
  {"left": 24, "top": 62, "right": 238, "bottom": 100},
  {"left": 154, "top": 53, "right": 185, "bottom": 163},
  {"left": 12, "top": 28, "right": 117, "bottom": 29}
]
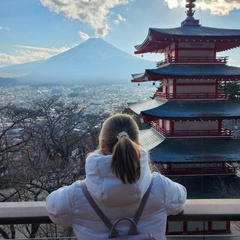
[
  {"left": 151, "top": 122, "right": 232, "bottom": 137},
  {"left": 156, "top": 56, "right": 228, "bottom": 67},
  {"left": 154, "top": 162, "right": 237, "bottom": 176},
  {"left": 1, "top": 200, "right": 240, "bottom": 239},
  {"left": 154, "top": 92, "right": 228, "bottom": 100}
]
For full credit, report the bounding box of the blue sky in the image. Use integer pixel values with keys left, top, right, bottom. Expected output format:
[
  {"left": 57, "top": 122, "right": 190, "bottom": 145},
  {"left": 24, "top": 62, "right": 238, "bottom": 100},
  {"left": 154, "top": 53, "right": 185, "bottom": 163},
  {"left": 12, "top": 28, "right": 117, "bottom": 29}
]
[{"left": 1, "top": 0, "right": 240, "bottom": 68}]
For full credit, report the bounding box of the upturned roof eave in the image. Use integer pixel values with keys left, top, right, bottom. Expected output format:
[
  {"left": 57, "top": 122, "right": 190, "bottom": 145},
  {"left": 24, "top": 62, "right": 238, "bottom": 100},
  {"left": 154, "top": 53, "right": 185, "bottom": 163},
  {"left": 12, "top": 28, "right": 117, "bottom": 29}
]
[
  {"left": 128, "top": 99, "right": 167, "bottom": 115},
  {"left": 135, "top": 26, "right": 240, "bottom": 54},
  {"left": 131, "top": 64, "right": 240, "bottom": 82}
]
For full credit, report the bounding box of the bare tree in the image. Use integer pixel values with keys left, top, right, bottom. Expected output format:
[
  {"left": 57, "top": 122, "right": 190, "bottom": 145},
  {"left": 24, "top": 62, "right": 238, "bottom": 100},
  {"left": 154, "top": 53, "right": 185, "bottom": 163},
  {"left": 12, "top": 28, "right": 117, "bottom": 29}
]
[{"left": 0, "top": 95, "right": 110, "bottom": 238}]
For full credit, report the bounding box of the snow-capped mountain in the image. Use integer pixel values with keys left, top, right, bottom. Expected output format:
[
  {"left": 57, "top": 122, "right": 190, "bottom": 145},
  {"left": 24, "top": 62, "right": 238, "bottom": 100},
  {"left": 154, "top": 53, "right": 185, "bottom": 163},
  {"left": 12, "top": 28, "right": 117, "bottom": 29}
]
[{"left": 0, "top": 38, "right": 155, "bottom": 85}]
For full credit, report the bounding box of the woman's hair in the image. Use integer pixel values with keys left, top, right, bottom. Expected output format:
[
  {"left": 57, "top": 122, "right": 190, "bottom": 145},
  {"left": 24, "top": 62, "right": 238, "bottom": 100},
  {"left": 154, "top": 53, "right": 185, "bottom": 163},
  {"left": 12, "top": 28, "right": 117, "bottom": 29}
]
[{"left": 99, "top": 114, "right": 141, "bottom": 184}]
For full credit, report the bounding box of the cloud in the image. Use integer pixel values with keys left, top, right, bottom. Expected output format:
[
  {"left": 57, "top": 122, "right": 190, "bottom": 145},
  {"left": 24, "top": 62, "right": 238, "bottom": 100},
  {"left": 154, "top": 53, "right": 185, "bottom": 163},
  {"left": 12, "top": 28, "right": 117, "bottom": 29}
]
[
  {"left": 0, "top": 26, "right": 10, "bottom": 32},
  {"left": 113, "top": 14, "right": 126, "bottom": 25},
  {"left": 0, "top": 50, "right": 50, "bottom": 67},
  {"left": 165, "top": 0, "right": 184, "bottom": 9},
  {"left": 13, "top": 45, "right": 70, "bottom": 53},
  {"left": 0, "top": 45, "right": 70, "bottom": 67},
  {"left": 198, "top": 0, "right": 240, "bottom": 15},
  {"left": 78, "top": 31, "right": 90, "bottom": 41},
  {"left": 40, "top": 0, "right": 131, "bottom": 37},
  {"left": 164, "top": 0, "right": 240, "bottom": 15}
]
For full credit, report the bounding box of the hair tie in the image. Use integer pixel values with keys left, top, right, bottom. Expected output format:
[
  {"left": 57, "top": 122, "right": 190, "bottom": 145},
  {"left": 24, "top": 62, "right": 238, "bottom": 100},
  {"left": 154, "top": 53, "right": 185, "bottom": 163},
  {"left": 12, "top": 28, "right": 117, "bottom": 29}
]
[{"left": 117, "top": 131, "right": 129, "bottom": 140}]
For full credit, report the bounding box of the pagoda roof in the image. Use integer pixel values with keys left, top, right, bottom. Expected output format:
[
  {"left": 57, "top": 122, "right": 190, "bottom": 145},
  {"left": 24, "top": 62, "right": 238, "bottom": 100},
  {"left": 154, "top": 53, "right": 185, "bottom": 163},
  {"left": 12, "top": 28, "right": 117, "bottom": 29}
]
[
  {"left": 177, "top": 175, "right": 240, "bottom": 199},
  {"left": 128, "top": 99, "right": 166, "bottom": 115},
  {"left": 135, "top": 26, "right": 240, "bottom": 54},
  {"left": 132, "top": 64, "right": 240, "bottom": 82},
  {"left": 129, "top": 100, "right": 240, "bottom": 119},
  {"left": 150, "top": 137, "right": 240, "bottom": 163},
  {"left": 139, "top": 128, "right": 165, "bottom": 151}
]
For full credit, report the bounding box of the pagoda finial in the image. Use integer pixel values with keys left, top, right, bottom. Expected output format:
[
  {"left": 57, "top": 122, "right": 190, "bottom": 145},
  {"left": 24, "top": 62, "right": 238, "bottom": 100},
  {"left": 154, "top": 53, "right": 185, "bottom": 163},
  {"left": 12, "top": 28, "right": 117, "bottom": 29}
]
[
  {"left": 185, "top": 0, "right": 196, "bottom": 18},
  {"left": 181, "top": 0, "right": 200, "bottom": 26}
]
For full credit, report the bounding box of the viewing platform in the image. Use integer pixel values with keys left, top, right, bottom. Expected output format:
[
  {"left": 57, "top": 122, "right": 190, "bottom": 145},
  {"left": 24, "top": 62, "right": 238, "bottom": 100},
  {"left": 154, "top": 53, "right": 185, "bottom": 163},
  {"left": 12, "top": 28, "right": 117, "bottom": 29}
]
[{"left": 1, "top": 200, "right": 240, "bottom": 239}]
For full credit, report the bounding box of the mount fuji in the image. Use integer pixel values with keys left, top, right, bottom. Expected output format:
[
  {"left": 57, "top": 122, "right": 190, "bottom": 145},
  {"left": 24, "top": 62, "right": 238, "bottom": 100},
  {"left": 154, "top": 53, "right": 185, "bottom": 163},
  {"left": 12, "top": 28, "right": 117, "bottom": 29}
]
[{"left": 0, "top": 38, "right": 155, "bottom": 85}]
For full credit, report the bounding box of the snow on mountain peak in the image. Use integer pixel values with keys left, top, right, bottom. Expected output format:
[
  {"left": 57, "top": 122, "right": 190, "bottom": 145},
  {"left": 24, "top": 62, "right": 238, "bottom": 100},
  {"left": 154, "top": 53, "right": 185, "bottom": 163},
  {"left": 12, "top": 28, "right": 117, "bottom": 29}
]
[
  {"left": 54, "top": 37, "right": 137, "bottom": 61},
  {"left": 0, "top": 38, "right": 155, "bottom": 85}
]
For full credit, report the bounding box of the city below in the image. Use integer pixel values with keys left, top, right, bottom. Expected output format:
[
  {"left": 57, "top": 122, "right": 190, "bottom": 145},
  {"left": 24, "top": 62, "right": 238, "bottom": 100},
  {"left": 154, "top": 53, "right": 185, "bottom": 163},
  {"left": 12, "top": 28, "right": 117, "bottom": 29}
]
[{"left": 0, "top": 83, "right": 155, "bottom": 116}]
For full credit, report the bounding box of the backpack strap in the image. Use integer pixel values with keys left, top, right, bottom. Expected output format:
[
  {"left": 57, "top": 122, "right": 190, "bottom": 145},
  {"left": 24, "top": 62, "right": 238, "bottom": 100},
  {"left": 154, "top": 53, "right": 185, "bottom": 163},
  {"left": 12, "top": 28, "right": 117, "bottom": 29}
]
[
  {"left": 80, "top": 177, "right": 153, "bottom": 236},
  {"left": 80, "top": 181, "right": 119, "bottom": 237},
  {"left": 128, "top": 178, "right": 153, "bottom": 235}
]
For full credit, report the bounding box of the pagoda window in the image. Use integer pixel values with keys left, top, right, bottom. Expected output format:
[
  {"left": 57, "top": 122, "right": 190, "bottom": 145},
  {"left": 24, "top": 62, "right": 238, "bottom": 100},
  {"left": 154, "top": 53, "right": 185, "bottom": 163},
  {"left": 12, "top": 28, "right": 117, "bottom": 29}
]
[
  {"left": 175, "top": 79, "right": 217, "bottom": 99},
  {"left": 172, "top": 120, "right": 224, "bottom": 137},
  {"left": 174, "top": 120, "right": 218, "bottom": 131},
  {"left": 176, "top": 85, "right": 215, "bottom": 93},
  {"left": 179, "top": 42, "right": 215, "bottom": 49},
  {"left": 177, "top": 42, "right": 216, "bottom": 62},
  {"left": 178, "top": 49, "right": 215, "bottom": 57},
  {"left": 178, "top": 50, "right": 215, "bottom": 62},
  {"left": 177, "top": 79, "right": 216, "bottom": 84}
]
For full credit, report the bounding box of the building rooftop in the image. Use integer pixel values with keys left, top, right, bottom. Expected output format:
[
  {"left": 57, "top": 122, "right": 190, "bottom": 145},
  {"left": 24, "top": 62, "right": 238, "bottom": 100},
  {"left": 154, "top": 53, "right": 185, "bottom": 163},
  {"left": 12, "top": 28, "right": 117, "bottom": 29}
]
[
  {"left": 135, "top": 26, "right": 240, "bottom": 54},
  {"left": 139, "top": 128, "right": 165, "bottom": 150},
  {"left": 150, "top": 137, "right": 240, "bottom": 163},
  {"left": 129, "top": 100, "right": 240, "bottom": 119},
  {"left": 132, "top": 64, "right": 240, "bottom": 82}
]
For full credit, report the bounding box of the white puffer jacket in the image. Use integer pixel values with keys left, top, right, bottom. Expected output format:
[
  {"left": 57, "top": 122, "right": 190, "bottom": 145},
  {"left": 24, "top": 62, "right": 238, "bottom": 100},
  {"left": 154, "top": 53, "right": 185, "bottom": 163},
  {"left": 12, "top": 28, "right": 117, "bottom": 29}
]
[{"left": 46, "top": 148, "right": 186, "bottom": 240}]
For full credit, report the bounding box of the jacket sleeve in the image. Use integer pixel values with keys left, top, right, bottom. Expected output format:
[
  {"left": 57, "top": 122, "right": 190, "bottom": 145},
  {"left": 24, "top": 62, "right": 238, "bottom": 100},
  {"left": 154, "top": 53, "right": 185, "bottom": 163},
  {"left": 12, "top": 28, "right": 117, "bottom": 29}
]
[
  {"left": 159, "top": 174, "right": 187, "bottom": 216},
  {"left": 45, "top": 182, "right": 76, "bottom": 226}
]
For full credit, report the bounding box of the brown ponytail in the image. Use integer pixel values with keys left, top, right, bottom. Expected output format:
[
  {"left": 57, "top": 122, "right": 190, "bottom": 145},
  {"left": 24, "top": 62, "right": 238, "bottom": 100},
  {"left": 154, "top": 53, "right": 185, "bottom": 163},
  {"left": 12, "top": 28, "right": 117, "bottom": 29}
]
[
  {"left": 98, "top": 114, "right": 141, "bottom": 184},
  {"left": 111, "top": 136, "right": 140, "bottom": 184}
]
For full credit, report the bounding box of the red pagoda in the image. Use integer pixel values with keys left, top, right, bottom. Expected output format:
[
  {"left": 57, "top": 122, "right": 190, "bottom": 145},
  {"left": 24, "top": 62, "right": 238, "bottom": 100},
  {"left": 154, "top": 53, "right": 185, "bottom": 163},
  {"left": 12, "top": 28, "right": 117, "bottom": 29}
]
[
  {"left": 129, "top": 0, "right": 240, "bottom": 177},
  {"left": 128, "top": 1, "right": 240, "bottom": 234}
]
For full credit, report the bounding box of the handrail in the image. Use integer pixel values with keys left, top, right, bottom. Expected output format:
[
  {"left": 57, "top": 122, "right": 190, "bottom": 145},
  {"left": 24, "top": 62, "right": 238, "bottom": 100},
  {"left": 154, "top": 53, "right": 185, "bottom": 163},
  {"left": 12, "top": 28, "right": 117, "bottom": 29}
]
[
  {"left": 0, "top": 199, "right": 240, "bottom": 225},
  {"left": 0, "top": 201, "right": 50, "bottom": 225},
  {"left": 154, "top": 92, "right": 229, "bottom": 100},
  {"left": 156, "top": 56, "right": 228, "bottom": 66},
  {"left": 150, "top": 122, "right": 232, "bottom": 137}
]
